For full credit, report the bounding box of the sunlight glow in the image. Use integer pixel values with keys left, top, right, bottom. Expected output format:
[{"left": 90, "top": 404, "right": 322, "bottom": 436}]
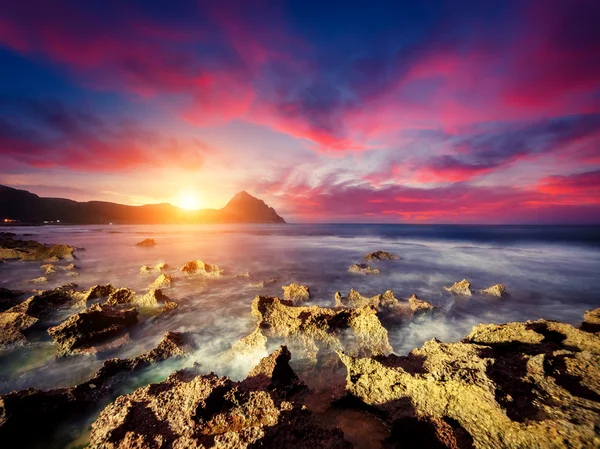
[{"left": 177, "top": 191, "right": 202, "bottom": 210}]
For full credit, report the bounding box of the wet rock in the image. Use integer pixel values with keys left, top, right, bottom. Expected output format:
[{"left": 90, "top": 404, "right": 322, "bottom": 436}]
[
  {"left": 140, "top": 262, "right": 170, "bottom": 274},
  {"left": 444, "top": 279, "right": 472, "bottom": 295},
  {"left": 27, "top": 276, "right": 48, "bottom": 284},
  {"left": 0, "top": 332, "right": 197, "bottom": 445},
  {"left": 0, "top": 287, "right": 24, "bottom": 312},
  {"left": 348, "top": 263, "right": 379, "bottom": 275},
  {"left": 0, "top": 234, "right": 76, "bottom": 261},
  {"left": 180, "top": 259, "right": 224, "bottom": 277},
  {"left": 335, "top": 289, "right": 434, "bottom": 323},
  {"left": 0, "top": 312, "right": 38, "bottom": 350},
  {"left": 282, "top": 283, "right": 310, "bottom": 304},
  {"left": 339, "top": 312, "right": 600, "bottom": 449},
  {"left": 582, "top": 308, "right": 600, "bottom": 333},
  {"left": 40, "top": 262, "right": 76, "bottom": 276},
  {"left": 89, "top": 348, "right": 351, "bottom": 449},
  {"left": 243, "top": 296, "right": 392, "bottom": 362},
  {"left": 135, "top": 238, "right": 156, "bottom": 246},
  {"left": 240, "top": 346, "right": 306, "bottom": 396},
  {"left": 47, "top": 303, "right": 138, "bottom": 356},
  {"left": 364, "top": 250, "right": 400, "bottom": 261},
  {"left": 161, "top": 301, "right": 178, "bottom": 313},
  {"left": 136, "top": 288, "right": 171, "bottom": 307},
  {"left": 481, "top": 284, "right": 508, "bottom": 297},
  {"left": 148, "top": 273, "right": 172, "bottom": 290},
  {"left": 251, "top": 277, "right": 279, "bottom": 288},
  {"left": 8, "top": 284, "right": 81, "bottom": 318},
  {"left": 104, "top": 287, "right": 136, "bottom": 306},
  {"left": 228, "top": 327, "right": 268, "bottom": 359}
]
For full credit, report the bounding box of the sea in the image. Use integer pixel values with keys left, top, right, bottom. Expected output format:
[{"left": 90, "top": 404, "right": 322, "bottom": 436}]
[{"left": 1, "top": 223, "right": 599, "bottom": 446}]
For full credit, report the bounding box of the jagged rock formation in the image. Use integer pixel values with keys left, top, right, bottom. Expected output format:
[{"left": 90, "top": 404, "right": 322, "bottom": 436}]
[
  {"left": 180, "top": 260, "right": 224, "bottom": 277},
  {"left": 0, "top": 233, "right": 76, "bottom": 261},
  {"left": 232, "top": 296, "right": 392, "bottom": 363},
  {"left": 148, "top": 273, "right": 173, "bottom": 289},
  {"left": 364, "top": 251, "right": 400, "bottom": 261},
  {"left": 140, "top": 262, "right": 170, "bottom": 274},
  {"left": 40, "top": 263, "right": 76, "bottom": 276},
  {"left": 89, "top": 347, "right": 349, "bottom": 449},
  {"left": 335, "top": 289, "right": 434, "bottom": 323},
  {"left": 47, "top": 303, "right": 138, "bottom": 356},
  {"left": 339, "top": 311, "right": 600, "bottom": 449},
  {"left": 251, "top": 278, "right": 279, "bottom": 288},
  {"left": 0, "top": 332, "right": 197, "bottom": 446},
  {"left": 481, "top": 284, "right": 508, "bottom": 297},
  {"left": 7, "top": 284, "right": 81, "bottom": 318},
  {"left": 444, "top": 279, "right": 473, "bottom": 295},
  {"left": 282, "top": 283, "right": 311, "bottom": 304},
  {"left": 0, "top": 312, "right": 38, "bottom": 350},
  {"left": 135, "top": 238, "right": 156, "bottom": 247},
  {"left": 104, "top": 287, "right": 136, "bottom": 306},
  {"left": 582, "top": 308, "right": 600, "bottom": 333},
  {"left": 348, "top": 263, "right": 379, "bottom": 275}
]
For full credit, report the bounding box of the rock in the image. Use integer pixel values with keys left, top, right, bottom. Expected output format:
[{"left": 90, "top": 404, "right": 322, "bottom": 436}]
[
  {"left": 481, "top": 284, "right": 508, "bottom": 297},
  {"left": 161, "top": 301, "right": 178, "bottom": 313},
  {"left": 348, "top": 263, "right": 379, "bottom": 275},
  {"left": 41, "top": 263, "right": 76, "bottom": 276},
  {"left": 180, "top": 259, "right": 224, "bottom": 277},
  {"left": 282, "top": 283, "right": 310, "bottom": 304},
  {"left": 444, "top": 279, "right": 472, "bottom": 295},
  {"left": 0, "top": 287, "right": 24, "bottom": 312},
  {"left": 104, "top": 287, "right": 136, "bottom": 306},
  {"left": 89, "top": 348, "right": 350, "bottom": 449},
  {"left": 47, "top": 303, "right": 138, "bottom": 356},
  {"left": 140, "top": 262, "right": 169, "bottom": 274},
  {"left": 335, "top": 289, "right": 434, "bottom": 323},
  {"left": 335, "top": 289, "right": 380, "bottom": 308},
  {"left": 148, "top": 273, "right": 172, "bottom": 290},
  {"left": 136, "top": 288, "right": 171, "bottom": 307},
  {"left": 0, "top": 332, "right": 197, "bottom": 445},
  {"left": 240, "top": 346, "right": 306, "bottom": 395},
  {"left": 339, "top": 312, "right": 600, "bottom": 449},
  {"left": 41, "top": 264, "right": 56, "bottom": 275},
  {"left": 251, "top": 278, "right": 279, "bottom": 288},
  {"left": 135, "top": 238, "right": 156, "bottom": 246},
  {"left": 242, "top": 296, "right": 392, "bottom": 362},
  {"left": 364, "top": 250, "right": 400, "bottom": 261},
  {"left": 82, "top": 284, "right": 115, "bottom": 302},
  {"left": 8, "top": 284, "right": 81, "bottom": 318},
  {"left": 582, "top": 308, "right": 600, "bottom": 333},
  {"left": 27, "top": 276, "right": 48, "bottom": 284},
  {"left": 0, "top": 234, "right": 76, "bottom": 261},
  {"left": 228, "top": 327, "right": 268, "bottom": 359},
  {"left": 0, "top": 312, "right": 38, "bottom": 350}
]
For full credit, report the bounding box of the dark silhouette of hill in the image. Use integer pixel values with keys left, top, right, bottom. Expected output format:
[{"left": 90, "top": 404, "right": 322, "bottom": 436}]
[{"left": 0, "top": 185, "right": 286, "bottom": 224}]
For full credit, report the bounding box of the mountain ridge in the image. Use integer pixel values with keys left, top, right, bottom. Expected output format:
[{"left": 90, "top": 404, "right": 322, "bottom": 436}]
[{"left": 0, "top": 185, "right": 286, "bottom": 224}]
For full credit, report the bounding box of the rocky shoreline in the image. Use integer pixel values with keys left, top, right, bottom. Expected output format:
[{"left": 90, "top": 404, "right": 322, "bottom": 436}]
[{"left": 1, "top": 234, "right": 599, "bottom": 448}]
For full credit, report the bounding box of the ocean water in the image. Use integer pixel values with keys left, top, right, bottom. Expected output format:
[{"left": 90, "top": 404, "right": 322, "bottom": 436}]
[{"left": 1, "top": 224, "right": 599, "bottom": 444}]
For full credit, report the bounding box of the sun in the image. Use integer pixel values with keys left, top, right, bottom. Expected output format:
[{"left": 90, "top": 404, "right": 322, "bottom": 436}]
[{"left": 177, "top": 191, "right": 202, "bottom": 210}]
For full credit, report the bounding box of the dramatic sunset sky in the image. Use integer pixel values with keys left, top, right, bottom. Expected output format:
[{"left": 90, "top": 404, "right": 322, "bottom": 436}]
[{"left": 0, "top": 0, "right": 599, "bottom": 223}]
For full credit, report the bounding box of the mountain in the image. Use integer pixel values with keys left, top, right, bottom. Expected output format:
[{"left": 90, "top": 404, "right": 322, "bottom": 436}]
[{"left": 0, "top": 185, "right": 286, "bottom": 224}]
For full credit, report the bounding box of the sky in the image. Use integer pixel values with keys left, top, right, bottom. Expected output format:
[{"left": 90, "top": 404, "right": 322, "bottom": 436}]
[{"left": 0, "top": 0, "right": 599, "bottom": 223}]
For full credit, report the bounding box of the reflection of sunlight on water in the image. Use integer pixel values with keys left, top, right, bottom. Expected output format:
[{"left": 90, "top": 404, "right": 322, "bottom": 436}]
[{"left": 0, "top": 223, "right": 599, "bottom": 396}]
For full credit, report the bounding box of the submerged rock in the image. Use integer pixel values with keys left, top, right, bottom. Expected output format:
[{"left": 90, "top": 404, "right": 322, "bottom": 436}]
[
  {"left": 0, "top": 234, "right": 76, "bottom": 261},
  {"left": 251, "top": 277, "right": 279, "bottom": 288},
  {"left": 444, "top": 279, "right": 473, "bottom": 295},
  {"left": 135, "top": 238, "right": 156, "bottom": 247},
  {"left": 40, "top": 263, "right": 76, "bottom": 276},
  {"left": 481, "top": 284, "right": 508, "bottom": 297},
  {"left": 282, "top": 283, "right": 311, "bottom": 304},
  {"left": 339, "top": 312, "right": 600, "bottom": 449},
  {"left": 0, "top": 332, "right": 197, "bottom": 445},
  {"left": 582, "top": 308, "right": 600, "bottom": 333},
  {"left": 89, "top": 347, "right": 351, "bottom": 449},
  {"left": 180, "top": 259, "right": 224, "bottom": 277},
  {"left": 27, "top": 276, "right": 48, "bottom": 284},
  {"left": 348, "top": 263, "right": 379, "bottom": 275},
  {"left": 140, "top": 262, "right": 170, "bottom": 274},
  {"left": 239, "top": 296, "right": 392, "bottom": 362},
  {"left": 364, "top": 250, "right": 400, "bottom": 261},
  {"left": 47, "top": 303, "right": 138, "bottom": 356}
]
